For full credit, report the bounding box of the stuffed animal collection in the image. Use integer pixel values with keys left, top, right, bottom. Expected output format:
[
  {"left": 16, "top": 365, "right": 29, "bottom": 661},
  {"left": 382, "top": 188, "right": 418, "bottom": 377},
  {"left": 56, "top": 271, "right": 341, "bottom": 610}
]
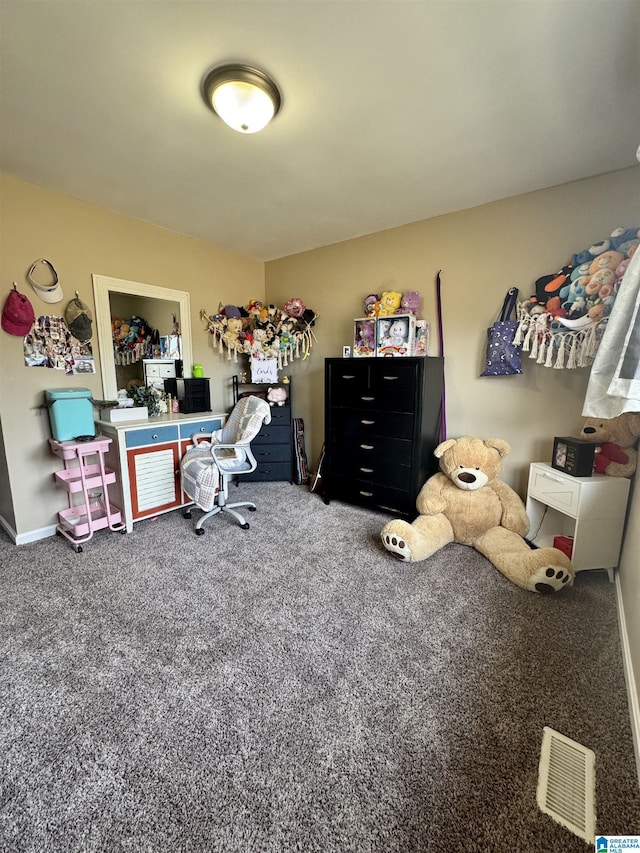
[
  {"left": 381, "top": 436, "right": 574, "bottom": 594},
  {"left": 514, "top": 227, "right": 639, "bottom": 369},
  {"left": 580, "top": 412, "right": 640, "bottom": 478},
  {"left": 200, "top": 299, "right": 317, "bottom": 369},
  {"left": 363, "top": 290, "right": 421, "bottom": 317},
  {"left": 112, "top": 314, "right": 155, "bottom": 362}
]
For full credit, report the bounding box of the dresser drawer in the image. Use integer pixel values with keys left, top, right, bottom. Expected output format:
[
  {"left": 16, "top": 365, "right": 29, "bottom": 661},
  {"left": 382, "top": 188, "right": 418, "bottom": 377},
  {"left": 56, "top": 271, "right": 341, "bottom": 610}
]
[
  {"left": 330, "top": 408, "right": 414, "bottom": 440},
  {"left": 327, "top": 362, "right": 370, "bottom": 403},
  {"left": 336, "top": 433, "right": 413, "bottom": 466},
  {"left": 266, "top": 405, "right": 291, "bottom": 425},
  {"left": 252, "top": 444, "right": 291, "bottom": 463},
  {"left": 179, "top": 418, "right": 223, "bottom": 439},
  {"left": 124, "top": 425, "right": 179, "bottom": 448},
  {"left": 145, "top": 362, "right": 176, "bottom": 379},
  {"left": 253, "top": 424, "right": 291, "bottom": 445},
  {"left": 244, "top": 461, "right": 292, "bottom": 481},
  {"left": 528, "top": 465, "right": 581, "bottom": 516},
  {"left": 331, "top": 475, "right": 413, "bottom": 516},
  {"left": 330, "top": 434, "right": 412, "bottom": 489}
]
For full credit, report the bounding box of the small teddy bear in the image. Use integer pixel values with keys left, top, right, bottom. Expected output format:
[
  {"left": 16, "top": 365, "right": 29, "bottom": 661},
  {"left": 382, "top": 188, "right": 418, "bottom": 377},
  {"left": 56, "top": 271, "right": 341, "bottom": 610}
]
[{"left": 580, "top": 413, "right": 640, "bottom": 477}]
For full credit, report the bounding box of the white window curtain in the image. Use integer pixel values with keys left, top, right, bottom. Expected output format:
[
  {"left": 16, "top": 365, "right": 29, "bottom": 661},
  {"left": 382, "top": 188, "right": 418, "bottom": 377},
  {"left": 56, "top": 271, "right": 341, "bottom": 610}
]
[{"left": 583, "top": 244, "right": 640, "bottom": 417}]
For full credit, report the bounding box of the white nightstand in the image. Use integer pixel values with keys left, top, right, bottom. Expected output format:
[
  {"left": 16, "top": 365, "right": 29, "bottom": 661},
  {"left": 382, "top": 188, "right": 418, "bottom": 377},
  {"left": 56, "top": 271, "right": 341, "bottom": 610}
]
[{"left": 525, "top": 462, "right": 630, "bottom": 582}]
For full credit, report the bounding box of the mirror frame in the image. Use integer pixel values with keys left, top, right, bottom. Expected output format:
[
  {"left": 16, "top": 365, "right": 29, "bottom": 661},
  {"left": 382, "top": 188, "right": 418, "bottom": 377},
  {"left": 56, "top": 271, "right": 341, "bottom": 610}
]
[{"left": 92, "top": 274, "right": 193, "bottom": 400}]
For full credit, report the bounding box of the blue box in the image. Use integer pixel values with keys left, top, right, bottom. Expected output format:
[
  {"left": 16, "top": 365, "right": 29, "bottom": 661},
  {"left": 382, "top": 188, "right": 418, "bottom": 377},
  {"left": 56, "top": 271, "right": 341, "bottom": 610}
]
[{"left": 45, "top": 388, "right": 95, "bottom": 441}]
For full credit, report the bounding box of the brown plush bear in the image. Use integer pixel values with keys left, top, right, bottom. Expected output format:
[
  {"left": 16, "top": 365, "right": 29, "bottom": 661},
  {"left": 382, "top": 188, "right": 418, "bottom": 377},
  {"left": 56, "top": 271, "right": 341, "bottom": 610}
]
[
  {"left": 580, "top": 412, "right": 640, "bottom": 478},
  {"left": 380, "top": 436, "right": 574, "bottom": 594}
]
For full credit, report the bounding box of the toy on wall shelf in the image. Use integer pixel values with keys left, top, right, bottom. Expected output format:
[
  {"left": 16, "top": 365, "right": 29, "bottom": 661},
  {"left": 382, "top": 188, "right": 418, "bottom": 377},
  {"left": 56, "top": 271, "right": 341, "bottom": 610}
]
[{"left": 200, "top": 299, "right": 318, "bottom": 373}]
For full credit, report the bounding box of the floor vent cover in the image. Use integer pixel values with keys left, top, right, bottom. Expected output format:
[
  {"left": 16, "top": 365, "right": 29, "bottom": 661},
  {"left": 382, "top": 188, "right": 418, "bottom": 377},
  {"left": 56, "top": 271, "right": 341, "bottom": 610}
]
[{"left": 537, "top": 726, "right": 596, "bottom": 843}]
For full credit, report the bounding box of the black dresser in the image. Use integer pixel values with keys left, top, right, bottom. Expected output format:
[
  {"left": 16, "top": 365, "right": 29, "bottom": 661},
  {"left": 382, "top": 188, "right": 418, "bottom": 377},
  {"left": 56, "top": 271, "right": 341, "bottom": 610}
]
[
  {"left": 233, "top": 376, "right": 293, "bottom": 482},
  {"left": 324, "top": 357, "right": 444, "bottom": 517}
]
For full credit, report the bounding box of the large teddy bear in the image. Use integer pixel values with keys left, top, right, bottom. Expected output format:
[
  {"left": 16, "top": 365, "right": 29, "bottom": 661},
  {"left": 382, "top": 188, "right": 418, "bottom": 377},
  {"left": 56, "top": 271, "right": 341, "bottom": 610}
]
[
  {"left": 381, "top": 436, "right": 574, "bottom": 594},
  {"left": 580, "top": 412, "right": 640, "bottom": 477}
]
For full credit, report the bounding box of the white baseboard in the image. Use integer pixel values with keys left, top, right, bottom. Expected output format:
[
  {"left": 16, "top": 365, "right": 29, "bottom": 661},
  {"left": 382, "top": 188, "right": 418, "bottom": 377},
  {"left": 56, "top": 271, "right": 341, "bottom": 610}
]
[
  {"left": 0, "top": 514, "right": 17, "bottom": 543},
  {"left": 0, "top": 514, "right": 57, "bottom": 545},
  {"left": 616, "top": 573, "right": 640, "bottom": 787}
]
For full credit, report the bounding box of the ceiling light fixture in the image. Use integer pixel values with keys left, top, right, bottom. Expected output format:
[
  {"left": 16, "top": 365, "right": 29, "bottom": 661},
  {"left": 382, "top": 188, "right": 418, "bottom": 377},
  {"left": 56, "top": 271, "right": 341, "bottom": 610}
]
[{"left": 202, "top": 63, "right": 281, "bottom": 134}]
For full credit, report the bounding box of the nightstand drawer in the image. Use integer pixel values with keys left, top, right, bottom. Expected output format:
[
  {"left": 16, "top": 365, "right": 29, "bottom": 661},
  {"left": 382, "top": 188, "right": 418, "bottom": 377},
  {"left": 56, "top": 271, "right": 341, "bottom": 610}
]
[{"left": 528, "top": 465, "right": 581, "bottom": 516}]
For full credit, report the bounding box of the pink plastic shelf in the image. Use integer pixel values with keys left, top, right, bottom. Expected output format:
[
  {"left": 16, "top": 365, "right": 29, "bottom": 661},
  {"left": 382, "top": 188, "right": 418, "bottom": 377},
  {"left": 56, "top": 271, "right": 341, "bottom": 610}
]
[
  {"left": 54, "top": 464, "right": 116, "bottom": 493},
  {"left": 58, "top": 500, "right": 123, "bottom": 539}
]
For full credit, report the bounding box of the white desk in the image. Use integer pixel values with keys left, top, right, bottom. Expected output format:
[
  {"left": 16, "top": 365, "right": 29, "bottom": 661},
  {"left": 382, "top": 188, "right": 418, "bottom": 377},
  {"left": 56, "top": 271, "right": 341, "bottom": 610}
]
[{"left": 96, "top": 411, "right": 226, "bottom": 532}]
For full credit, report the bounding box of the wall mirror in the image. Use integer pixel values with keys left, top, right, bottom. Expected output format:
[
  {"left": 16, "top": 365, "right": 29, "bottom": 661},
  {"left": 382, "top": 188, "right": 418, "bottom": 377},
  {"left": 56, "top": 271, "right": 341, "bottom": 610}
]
[{"left": 92, "top": 274, "right": 193, "bottom": 400}]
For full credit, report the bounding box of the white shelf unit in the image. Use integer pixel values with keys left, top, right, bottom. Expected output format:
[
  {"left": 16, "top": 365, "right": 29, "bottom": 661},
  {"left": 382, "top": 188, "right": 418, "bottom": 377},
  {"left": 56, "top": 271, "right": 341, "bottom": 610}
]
[{"left": 525, "top": 462, "right": 630, "bottom": 582}]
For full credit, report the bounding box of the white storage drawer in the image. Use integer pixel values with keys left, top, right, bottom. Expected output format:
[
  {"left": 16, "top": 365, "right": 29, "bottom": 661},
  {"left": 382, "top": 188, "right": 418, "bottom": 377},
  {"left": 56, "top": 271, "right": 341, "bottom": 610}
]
[
  {"left": 528, "top": 462, "right": 628, "bottom": 519},
  {"left": 527, "top": 465, "right": 582, "bottom": 517}
]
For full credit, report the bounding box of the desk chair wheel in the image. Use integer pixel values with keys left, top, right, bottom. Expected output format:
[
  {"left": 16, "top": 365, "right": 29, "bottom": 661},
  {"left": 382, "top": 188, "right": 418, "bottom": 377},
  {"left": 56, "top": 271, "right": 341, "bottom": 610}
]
[
  {"left": 75, "top": 545, "right": 83, "bottom": 553},
  {"left": 240, "top": 522, "right": 250, "bottom": 530},
  {"left": 183, "top": 510, "right": 192, "bottom": 519},
  {"left": 195, "top": 527, "right": 205, "bottom": 536},
  {"left": 249, "top": 506, "right": 256, "bottom": 512}
]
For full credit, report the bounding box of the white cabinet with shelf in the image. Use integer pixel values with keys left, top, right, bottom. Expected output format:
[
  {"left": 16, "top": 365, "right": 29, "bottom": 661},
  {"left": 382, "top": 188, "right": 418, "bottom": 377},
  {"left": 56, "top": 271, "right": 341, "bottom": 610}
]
[
  {"left": 96, "top": 411, "right": 225, "bottom": 532},
  {"left": 525, "top": 462, "right": 630, "bottom": 582}
]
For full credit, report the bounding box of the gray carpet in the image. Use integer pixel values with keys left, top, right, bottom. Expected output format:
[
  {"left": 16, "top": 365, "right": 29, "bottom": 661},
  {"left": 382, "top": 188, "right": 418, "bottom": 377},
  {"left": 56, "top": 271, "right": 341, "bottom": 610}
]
[{"left": 1, "top": 482, "right": 639, "bottom": 852}]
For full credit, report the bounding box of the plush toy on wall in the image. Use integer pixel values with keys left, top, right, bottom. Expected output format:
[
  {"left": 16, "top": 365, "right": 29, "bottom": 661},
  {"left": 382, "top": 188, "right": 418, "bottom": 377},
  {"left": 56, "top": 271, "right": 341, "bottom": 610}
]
[
  {"left": 580, "top": 413, "right": 640, "bottom": 477},
  {"left": 380, "top": 436, "right": 574, "bottom": 594}
]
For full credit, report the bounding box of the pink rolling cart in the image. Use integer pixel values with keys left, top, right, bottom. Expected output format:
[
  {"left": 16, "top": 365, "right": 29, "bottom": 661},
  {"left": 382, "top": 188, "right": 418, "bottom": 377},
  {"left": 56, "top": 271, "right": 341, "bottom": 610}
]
[{"left": 49, "top": 435, "right": 125, "bottom": 552}]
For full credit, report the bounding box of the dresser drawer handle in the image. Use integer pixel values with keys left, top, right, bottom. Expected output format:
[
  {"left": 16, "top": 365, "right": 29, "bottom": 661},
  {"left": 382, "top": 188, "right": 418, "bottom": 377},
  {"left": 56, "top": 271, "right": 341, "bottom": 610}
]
[
  {"left": 152, "top": 434, "right": 158, "bottom": 440},
  {"left": 342, "top": 375, "right": 356, "bottom": 380},
  {"left": 359, "top": 490, "right": 373, "bottom": 497},
  {"left": 199, "top": 427, "right": 207, "bottom": 432},
  {"left": 383, "top": 375, "right": 399, "bottom": 381},
  {"left": 361, "top": 419, "right": 375, "bottom": 425},
  {"left": 541, "top": 472, "right": 565, "bottom": 483},
  {"left": 361, "top": 396, "right": 375, "bottom": 402},
  {"left": 359, "top": 467, "right": 374, "bottom": 473},
  {"left": 360, "top": 444, "right": 374, "bottom": 450}
]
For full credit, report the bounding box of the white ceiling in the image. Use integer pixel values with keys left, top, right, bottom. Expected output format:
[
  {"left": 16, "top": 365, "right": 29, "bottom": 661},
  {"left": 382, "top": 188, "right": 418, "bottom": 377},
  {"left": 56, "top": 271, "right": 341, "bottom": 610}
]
[{"left": 1, "top": 1, "right": 639, "bottom": 261}]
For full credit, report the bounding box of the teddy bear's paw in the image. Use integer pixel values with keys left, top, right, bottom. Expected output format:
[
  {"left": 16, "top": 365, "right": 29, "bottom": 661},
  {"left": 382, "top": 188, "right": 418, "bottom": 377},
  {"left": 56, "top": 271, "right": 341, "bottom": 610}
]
[
  {"left": 529, "top": 564, "right": 574, "bottom": 594},
  {"left": 381, "top": 531, "right": 412, "bottom": 561}
]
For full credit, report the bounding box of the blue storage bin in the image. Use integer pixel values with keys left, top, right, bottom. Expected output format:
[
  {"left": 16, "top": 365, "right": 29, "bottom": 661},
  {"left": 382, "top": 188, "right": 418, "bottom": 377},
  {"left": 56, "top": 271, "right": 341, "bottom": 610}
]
[{"left": 46, "top": 388, "right": 95, "bottom": 441}]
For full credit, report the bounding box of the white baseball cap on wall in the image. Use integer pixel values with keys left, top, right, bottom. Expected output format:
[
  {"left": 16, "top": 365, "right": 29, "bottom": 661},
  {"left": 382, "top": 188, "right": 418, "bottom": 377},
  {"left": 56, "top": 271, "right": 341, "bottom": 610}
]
[{"left": 27, "top": 258, "right": 64, "bottom": 304}]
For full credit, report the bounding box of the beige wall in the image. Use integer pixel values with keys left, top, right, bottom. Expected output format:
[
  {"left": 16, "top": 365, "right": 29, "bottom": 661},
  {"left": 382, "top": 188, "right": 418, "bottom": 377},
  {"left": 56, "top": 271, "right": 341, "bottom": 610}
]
[
  {"left": 266, "top": 166, "right": 640, "bottom": 494},
  {"left": 0, "top": 173, "right": 264, "bottom": 538}
]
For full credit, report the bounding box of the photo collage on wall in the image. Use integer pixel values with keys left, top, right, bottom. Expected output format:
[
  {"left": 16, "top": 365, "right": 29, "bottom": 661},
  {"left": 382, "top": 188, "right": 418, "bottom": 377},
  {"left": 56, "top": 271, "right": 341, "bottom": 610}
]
[{"left": 24, "top": 315, "right": 95, "bottom": 375}]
